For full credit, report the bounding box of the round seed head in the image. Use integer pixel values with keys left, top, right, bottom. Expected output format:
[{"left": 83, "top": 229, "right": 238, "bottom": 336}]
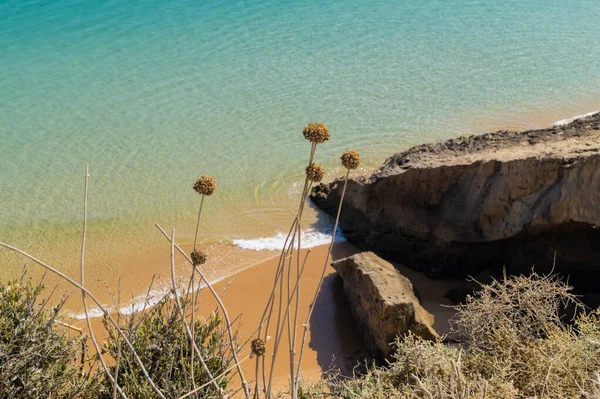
[
  {"left": 306, "top": 163, "right": 325, "bottom": 183},
  {"left": 251, "top": 338, "right": 266, "bottom": 356},
  {"left": 193, "top": 175, "right": 216, "bottom": 196},
  {"left": 341, "top": 150, "right": 361, "bottom": 170},
  {"left": 190, "top": 250, "right": 207, "bottom": 266},
  {"left": 302, "top": 123, "right": 330, "bottom": 144}
]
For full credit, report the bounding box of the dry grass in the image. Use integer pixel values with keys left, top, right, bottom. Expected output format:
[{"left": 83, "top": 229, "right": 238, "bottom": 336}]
[{"left": 319, "top": 273, "right": 600, "bottom": 399}]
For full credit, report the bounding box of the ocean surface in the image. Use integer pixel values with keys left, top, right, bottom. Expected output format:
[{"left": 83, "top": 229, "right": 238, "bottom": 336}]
[{"left": 1, "top": 0, "right": 599, "bottom": 313}]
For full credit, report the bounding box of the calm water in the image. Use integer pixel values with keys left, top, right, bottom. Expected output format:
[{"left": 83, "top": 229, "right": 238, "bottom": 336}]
[{"left": 1, "top": 0, "right": 599, "bottom": 307}]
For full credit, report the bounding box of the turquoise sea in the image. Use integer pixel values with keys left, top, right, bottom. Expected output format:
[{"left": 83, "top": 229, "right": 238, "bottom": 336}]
[{"left": 1, "top": 0, "right": 599, "bottom": 310}]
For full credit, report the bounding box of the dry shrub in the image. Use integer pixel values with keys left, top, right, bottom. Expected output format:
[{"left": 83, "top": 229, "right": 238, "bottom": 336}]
[{"left": 321, "top": 273, "right": 600, "bottom": 399}]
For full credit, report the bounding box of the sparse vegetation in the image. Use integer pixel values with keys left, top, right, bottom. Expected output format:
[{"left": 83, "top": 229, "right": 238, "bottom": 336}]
[{"left": 320, "top": 273, "right": 600, "bottom": 399}]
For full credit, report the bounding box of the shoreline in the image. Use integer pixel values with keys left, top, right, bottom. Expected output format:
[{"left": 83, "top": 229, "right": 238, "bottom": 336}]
[
  {"left": 3, "top": 108, "right": 595, "bottom": 318},
  {"left": 72, "top": 243, "right": 367, "bottom": 391},
  {"left": 68, "top": 240, "right": 460, "bottom": 392},
  {"left": 3, "top": 107, "right": 599, "bottom": 311}
]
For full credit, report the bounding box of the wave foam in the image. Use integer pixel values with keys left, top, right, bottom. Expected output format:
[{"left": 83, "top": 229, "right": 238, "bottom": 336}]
[
  {"left": 233, "top": 228, "right": 346, "bottom": 251},
  {"left": 69, "top": 306, "right": 114, "bottom": 320},
  {"left": 69, "top": 227, "right": 346, "bottom": 319},
  {"left": 553, "top": 111, "right": 599, "bottom": 127}
]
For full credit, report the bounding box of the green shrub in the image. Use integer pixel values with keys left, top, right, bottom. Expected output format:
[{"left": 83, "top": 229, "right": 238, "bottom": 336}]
[
  {"left": 0, "top": 276, "right": 97, "bottom": 398},
  {"left": 100, "top": 295, "right": 234, "bottom": 398}
]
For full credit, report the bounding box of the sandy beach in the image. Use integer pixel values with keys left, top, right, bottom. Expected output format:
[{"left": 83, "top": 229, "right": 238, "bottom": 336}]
[
  {"left": 70, "top": 243, "right": 364, "bottom": 394},
  {"left": 64, "top": 238, "right": 459, "bottom": 396}
]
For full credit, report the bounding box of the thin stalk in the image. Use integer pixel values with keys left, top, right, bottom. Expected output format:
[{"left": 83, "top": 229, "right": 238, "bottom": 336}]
[
  {"left": 0, "top": 241, "right": 166, "bottom": 399},
  {"left": 295, "top": 169, "right": 350, "bottom": 387},
  {"left": 190, "top": 265, "right": 197, "bottom": 395},
  {"left": 78, "top": 165, "right": 128, "bottom": 399},
  {"left": 266, "top": 249, "right": 311, "bottom": 399},
  {"left": 169, "top": 228, "right": 222, "bottom": 395},
  {"left": 265, "top": 143, "right": 317, "bottom": 399},
  {"left": 54, "top": 321, "right": 87, "bottom": 371},
  {"left": 156, "top": 223, "right": 251, "bottom": 399},
  {"left": 191, "top": 194, "right": 205, "bottom": 395},
  {"left": 193, "top": 194, "right": 205, "bottom": 251},
  {"left": 112, "top": 342, "right": 122, "bottom": 399},
  {"left": 252, "top": 217, "right": 299, "bottom": 398},
  {"left": 177, "top": 353, "right": 251, "bottom": 399},
  {"left": 265, "top": 251, "right": 289, "bottom": 399},
  {"left": 289, "top": 221, "right": 303, "bottom": 399}
]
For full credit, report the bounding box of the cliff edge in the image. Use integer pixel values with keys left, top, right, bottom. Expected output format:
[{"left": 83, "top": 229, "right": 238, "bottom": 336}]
[{"left": 311, "top": 113, "right": 600, "bottom": 285}]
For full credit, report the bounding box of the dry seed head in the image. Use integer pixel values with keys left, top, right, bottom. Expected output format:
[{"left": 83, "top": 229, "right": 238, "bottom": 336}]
[
  {"left": 306, "top": 163, "right": 325, "bottom": 183},
  {"left": 341, "top": 150, "right": 361, "bottom": 170},
  {"left": 302, "top": 123, "right": 330, "bottom": 144},
  {"left": 190, "top": 250, "right": 208, "bottom": 266},
  {"left": 251, "top": 338, "right": 266, "bottom": 356},
  {"left": 193, "top": 175, "right": 216, "bottom": 196}
]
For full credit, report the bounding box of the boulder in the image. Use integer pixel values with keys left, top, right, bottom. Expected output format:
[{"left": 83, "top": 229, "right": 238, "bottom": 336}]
[
  {"left": 332, "top": 252, "right": 439, "bottom": 359},
  {"left": 312, "top": 113, "right": 600, "bottom": 279}
]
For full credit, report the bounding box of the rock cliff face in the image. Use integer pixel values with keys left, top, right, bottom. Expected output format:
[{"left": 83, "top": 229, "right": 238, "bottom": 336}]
[
  {"left": 332, "top": 252, "right": 439, "bottom": 359},
  {"left": 312, "top": 113, "right": 600, "bottom": 283}
]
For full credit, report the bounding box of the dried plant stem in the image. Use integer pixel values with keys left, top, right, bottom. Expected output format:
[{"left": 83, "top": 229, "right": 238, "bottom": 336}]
[
  {"left": 0, "top": 241, "right": 166, "bottom": 399},
  {"left": 190, "top": 195, "right": 206, "bottom": 395},
  {"left": 168, "top": 228, "right": 221, "bottom": 395},
  {"left": 249, "top": 216, "right": 300, "bottom": 398},
  {"left": 55, "top": 320, "right": 88, "bottom": 369},
  {"left": 193, "top": 194, "right": 205, "bottom": 251},
  {"left": 55, "top": 320, "right": 84, "bottom": 334},
  {"left": 190, "top": 264, "right": 197, "bottom": 396},
  {"left": 178, "top": 353, "right": 251, "bottom": 399},
  {"left": 262, "top": 143, "right": 318, "bottom": 399},
  {"left": 266, "top": 197, "right": 312, "bottom": 398},
  {"left": 265, "top": 251, "right": 291, "bottom": 399},
  {"left": 155, "top": 223, "right": 251, "bottom": 399},
  {"left": 112, "top": 342, "right": 122, "bottom": 399},
  {"left": 78, "top": 165, "right": 128, "bottom": 399},
  {"left": 266, "top": 248, "right": 311, "bottom": 399},
  {"left": 289, "top": 222, "right": 303, "bottom": 399},
  {"left": 295, "top": 169, "right": 350, "bottom": 388}
]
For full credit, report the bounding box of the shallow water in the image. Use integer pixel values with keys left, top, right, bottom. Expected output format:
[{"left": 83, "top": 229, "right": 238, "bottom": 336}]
[{"left": 1, "top": 0, "right": 599, "bottom": 308}]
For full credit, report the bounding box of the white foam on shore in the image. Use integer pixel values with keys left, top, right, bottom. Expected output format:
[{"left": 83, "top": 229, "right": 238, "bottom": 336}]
[
  {"left": 70, "top": 306, "right": 115, "bottom": 320},
  {"left": 68, "top": 227, "right": 345, "bottom": 320},
  {"left": 67, "top": 253, "right": 276, "bottom": 320},
  {"left": 69, "top": 285, "right": 189, "bottom": 320},
  {"left": 553, "top": 111, "right": 599, "bottom": 127},
  {"left": 232, "top": 228, "right": 346, "bottom": 251}
]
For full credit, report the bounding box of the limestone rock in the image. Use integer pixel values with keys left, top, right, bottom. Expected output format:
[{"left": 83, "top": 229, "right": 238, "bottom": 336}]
[
  {"left": 312, "top": 113, "right": 600, "bottom": 278},
  {"left": 332, "top": 252, "right": 439, "bottom": 359}
]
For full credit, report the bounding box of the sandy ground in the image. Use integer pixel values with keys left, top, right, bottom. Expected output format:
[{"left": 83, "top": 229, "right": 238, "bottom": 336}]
[{"left": 69, "top": 242, "right": 459, "bottom": 396}]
